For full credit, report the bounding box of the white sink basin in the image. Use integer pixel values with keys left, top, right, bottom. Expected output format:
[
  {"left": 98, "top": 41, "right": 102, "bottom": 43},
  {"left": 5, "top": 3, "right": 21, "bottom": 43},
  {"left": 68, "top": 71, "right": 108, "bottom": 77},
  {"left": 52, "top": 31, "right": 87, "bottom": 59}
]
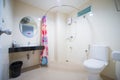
[{"left": 112, "top": 51, "right": 120, "bottom": 61}]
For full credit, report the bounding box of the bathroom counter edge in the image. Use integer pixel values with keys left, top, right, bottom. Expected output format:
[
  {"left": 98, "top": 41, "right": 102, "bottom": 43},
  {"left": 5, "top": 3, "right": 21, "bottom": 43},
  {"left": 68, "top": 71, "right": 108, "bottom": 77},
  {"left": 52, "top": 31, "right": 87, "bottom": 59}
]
[{"left": 9, "top": 46, "right": 44, "bottom": 53}]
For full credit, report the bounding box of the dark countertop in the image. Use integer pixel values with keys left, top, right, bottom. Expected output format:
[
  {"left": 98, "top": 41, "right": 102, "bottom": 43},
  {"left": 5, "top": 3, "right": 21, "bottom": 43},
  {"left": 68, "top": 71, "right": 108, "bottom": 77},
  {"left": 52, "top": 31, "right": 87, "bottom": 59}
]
[{"left": 9, "top": 46, "right": 44, "bottom": 53}]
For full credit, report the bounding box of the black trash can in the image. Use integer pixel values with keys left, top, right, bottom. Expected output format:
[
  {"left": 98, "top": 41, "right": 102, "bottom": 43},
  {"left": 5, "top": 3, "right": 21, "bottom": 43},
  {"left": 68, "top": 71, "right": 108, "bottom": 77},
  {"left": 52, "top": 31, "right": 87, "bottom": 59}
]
[{"left": 10, "top": 61, "right": 23, "bottom": 78}]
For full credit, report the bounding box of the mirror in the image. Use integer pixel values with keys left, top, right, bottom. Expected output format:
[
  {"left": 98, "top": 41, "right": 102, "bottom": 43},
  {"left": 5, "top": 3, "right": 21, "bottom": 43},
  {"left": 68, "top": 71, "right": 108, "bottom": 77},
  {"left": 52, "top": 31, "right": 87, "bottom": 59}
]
[{"left": 19, "top": 16, "right": 37, "bottom": 38}]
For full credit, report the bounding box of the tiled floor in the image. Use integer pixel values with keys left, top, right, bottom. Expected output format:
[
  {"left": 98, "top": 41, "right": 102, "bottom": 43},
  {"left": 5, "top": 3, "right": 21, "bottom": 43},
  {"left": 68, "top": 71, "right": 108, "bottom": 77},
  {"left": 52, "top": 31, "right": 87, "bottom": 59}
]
[{"left": 9, "top": 62, "right": 113, "bottom": 80}]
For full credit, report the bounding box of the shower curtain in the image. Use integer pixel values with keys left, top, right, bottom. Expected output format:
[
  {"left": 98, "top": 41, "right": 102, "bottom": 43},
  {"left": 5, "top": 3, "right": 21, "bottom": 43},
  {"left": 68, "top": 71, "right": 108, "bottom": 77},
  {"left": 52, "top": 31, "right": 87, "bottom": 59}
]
[{"left": 40, "top": 16, "right": 48, "bottom": 65}]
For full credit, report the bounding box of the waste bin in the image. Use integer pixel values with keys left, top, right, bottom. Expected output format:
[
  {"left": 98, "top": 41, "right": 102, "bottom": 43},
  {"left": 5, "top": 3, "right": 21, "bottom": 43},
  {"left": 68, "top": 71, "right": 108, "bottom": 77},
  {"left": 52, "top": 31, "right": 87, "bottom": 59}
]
[{"left": 10, "top": 61, "right": 23, "bottom": 78}]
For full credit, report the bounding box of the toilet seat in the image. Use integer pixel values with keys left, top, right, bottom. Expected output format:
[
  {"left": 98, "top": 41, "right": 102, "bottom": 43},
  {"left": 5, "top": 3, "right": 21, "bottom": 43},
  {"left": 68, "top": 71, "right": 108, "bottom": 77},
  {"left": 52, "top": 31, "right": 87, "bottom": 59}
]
[{"left": 84, "top": 59, "right": 106, "bottom": 70}]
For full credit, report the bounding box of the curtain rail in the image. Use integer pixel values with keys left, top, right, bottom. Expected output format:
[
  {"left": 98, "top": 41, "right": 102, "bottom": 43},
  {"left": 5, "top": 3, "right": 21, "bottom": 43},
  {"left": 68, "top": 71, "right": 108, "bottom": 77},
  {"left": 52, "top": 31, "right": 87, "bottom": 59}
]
[{"left": 44, "top": 5, "right": 79, "bottom": 16}]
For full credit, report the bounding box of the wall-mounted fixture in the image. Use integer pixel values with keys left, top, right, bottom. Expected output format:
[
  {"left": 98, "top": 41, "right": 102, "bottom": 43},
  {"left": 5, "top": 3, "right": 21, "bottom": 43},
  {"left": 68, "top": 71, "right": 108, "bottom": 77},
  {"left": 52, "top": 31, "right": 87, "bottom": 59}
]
[
  {"left": 67, "top": 17, "right": 72, "bottom": 25},
  {"left": 77, "top": 6, "right": 91, "bottom": 17},
  {"left": 0, "top": 18, "right": 12, "bottom": 36},
  {"left": 19, "top": 16, "right": 37, "bottom": 38},
  {"left": 114, "top": 0, "right": 120, "bottom": 11},
  {"left": 0, "top": 28, "right": 12, "bottom": 35},
  {"left": 89, "top": 12, "right": 93, "bottom": 16}
]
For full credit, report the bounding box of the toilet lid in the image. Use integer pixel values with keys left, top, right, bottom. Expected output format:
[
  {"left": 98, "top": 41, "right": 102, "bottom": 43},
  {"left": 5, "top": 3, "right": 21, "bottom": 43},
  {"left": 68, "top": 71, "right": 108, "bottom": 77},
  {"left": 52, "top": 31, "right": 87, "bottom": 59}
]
[{"left": 84, "top": 59, "right": 106, "bottom": 69}]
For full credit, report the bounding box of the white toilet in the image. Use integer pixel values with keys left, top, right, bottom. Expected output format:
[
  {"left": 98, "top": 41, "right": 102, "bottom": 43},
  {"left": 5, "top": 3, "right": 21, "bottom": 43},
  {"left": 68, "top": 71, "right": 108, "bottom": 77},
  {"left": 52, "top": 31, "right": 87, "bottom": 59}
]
[{"left": 84, "top": 45, "right": 108, "bottom": 80}]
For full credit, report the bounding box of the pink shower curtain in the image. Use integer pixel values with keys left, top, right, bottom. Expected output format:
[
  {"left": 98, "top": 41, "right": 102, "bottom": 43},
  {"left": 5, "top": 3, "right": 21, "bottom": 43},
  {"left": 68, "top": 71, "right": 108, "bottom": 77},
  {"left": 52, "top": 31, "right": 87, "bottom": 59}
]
[{"left": 40, "top": 16, "right": 48, "bottom": 65}]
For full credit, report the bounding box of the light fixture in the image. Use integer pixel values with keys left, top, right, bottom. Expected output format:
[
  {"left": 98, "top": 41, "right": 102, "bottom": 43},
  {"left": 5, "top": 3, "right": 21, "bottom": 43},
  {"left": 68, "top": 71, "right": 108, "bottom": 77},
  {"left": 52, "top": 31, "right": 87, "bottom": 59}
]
[
  {"left": 38, "top": 18, "right": 41, "bottom": 21},
  {"left": 89, "top": 12, "right": 93, "bottom": 16},
  {"left": 78, "top": 6, "right": 91, "bottom": 17}
]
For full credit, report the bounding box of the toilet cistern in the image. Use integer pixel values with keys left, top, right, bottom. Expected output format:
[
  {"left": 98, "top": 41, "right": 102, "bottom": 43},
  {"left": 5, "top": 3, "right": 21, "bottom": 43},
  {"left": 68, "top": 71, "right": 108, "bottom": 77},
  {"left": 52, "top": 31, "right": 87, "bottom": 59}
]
[
  {"left": 112, "top": 51, "right": 120, "bottom": 80},
  {"left": 112, "top": 51, "right": 120, "bottom": 61}
]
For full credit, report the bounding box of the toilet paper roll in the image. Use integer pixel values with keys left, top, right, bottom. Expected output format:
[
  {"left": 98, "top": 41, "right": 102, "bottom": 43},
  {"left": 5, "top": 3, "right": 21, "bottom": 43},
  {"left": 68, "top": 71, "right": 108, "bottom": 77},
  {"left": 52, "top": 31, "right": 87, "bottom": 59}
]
[{"left": 112, "top": 51, "right": 120, "bottom": 61}]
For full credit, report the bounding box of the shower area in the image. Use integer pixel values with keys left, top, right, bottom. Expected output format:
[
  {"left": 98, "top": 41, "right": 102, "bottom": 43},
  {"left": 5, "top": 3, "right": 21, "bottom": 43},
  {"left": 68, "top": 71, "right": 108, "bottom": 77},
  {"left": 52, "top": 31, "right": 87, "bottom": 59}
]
[{"left": 47, "top": 6, "right": 94, "bottom": 65}]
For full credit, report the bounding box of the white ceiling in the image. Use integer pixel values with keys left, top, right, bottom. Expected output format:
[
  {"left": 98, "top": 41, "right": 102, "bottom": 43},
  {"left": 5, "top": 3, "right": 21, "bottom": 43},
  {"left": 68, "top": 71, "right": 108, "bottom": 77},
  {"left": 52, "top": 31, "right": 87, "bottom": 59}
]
[{"left": 19, "top": 0, "right": 89, "bottom": 14}]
